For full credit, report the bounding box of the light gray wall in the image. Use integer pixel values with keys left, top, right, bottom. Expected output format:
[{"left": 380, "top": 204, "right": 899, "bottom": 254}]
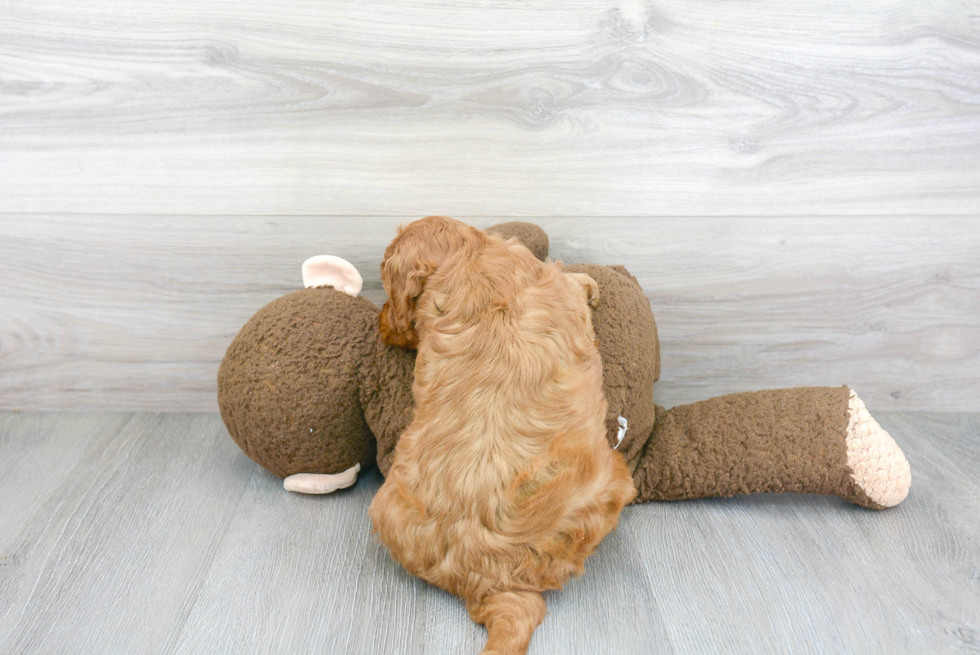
[
  {"left": 2, "top": 217, "right": 976, "bottom": 412},
  {"left": 1, "top": 0, "right": 978, "bottom": 411}
]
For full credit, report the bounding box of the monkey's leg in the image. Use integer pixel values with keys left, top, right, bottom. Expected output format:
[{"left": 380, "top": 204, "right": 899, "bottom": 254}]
[{"left": 633, "top": 386, "right": 910, "bottom": 509}]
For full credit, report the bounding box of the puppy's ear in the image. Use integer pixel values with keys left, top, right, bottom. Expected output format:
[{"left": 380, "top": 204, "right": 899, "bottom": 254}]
[
  {"left": 379, "top": 216, "right": 483, "bottom": 348},
  {"left": 379, "top": 253, "right": 436, "bottom": 349}
]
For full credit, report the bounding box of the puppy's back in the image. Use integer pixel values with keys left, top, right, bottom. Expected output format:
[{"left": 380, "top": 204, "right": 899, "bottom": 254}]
[{"left": 370, "top": 231, "right": 636, "bottom": 655}]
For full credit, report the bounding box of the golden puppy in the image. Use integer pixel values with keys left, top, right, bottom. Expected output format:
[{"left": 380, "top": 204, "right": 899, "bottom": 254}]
[{"left": 369, "top": 216, "right": 636, "bottom": 655}]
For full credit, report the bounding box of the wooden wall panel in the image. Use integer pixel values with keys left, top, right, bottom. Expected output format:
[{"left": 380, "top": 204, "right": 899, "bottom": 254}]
[
  {"left": 2, "top": 0, "right": 978, "bottom": 411},
  {"left": 1, "top": 0, "right": 978, "bottom": 216},
  {"left": 1, "top": 216, "right": 976, "bottom": 412}
]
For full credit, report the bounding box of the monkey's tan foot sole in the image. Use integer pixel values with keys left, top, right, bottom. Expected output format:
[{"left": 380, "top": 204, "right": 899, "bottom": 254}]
[{"left": 845, "top": 390, "right": 911, "bottom": 508}]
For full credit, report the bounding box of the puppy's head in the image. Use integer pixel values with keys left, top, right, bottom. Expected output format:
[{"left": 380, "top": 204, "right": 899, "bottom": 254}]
[{"left": 379, "top": 216, "right": 485, "bottom": 349}]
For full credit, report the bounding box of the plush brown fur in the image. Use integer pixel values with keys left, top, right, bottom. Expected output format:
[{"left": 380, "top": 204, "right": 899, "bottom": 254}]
[{"left": 369, "top": 216, "right": 637, "bottom": 655}]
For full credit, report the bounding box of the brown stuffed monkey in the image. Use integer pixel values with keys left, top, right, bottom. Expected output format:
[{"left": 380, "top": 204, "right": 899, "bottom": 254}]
[{"left": 217, "top": 221, "right": 910, "bottom": 509}]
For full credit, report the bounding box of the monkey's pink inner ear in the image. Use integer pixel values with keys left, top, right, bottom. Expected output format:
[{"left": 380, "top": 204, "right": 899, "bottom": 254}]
[{"left": 302, "top": 255, "right": 363, "bottom": 296}]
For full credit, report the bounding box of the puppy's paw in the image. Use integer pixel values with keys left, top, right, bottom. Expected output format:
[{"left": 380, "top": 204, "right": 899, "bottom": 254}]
[{"left": 568, "top": 273, "right": 599, "bottom": 307}]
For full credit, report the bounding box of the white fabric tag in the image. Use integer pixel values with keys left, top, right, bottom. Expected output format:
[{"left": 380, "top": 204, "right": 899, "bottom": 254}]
[{"left": 614, "top": 415, "right": 628, "bottom": 449}]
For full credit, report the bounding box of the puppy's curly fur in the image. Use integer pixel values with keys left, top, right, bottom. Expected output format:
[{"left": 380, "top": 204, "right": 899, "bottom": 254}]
[{"left": 370, "top": 216, "right": 636, "bottom": 655}]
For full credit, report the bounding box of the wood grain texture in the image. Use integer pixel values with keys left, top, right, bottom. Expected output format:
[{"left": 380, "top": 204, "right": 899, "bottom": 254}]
[
  {"left": 0, "top": 413, "right": 255, "bottom": 654},
  {"left": 1, "top": 0, "right": 979, "bottom": 216},
  {"left": 625, "top": 413, "right": 980, "bottom": 654},
  {"left": 1, "top": 216, "right": 977, "bottom": 412},
  {"left": 0, "top": 411, "right": 978, "bottom": 653}
]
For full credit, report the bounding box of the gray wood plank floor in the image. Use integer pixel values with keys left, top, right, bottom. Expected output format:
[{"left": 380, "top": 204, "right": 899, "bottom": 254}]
[{"left": 1, "top": 411, "right": 977, "bottom": 654}]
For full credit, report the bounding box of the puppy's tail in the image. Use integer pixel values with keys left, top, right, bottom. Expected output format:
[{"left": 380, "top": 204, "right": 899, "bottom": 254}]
[{"left": 469, "top": 590, "right": 547, "bottom": 655}]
